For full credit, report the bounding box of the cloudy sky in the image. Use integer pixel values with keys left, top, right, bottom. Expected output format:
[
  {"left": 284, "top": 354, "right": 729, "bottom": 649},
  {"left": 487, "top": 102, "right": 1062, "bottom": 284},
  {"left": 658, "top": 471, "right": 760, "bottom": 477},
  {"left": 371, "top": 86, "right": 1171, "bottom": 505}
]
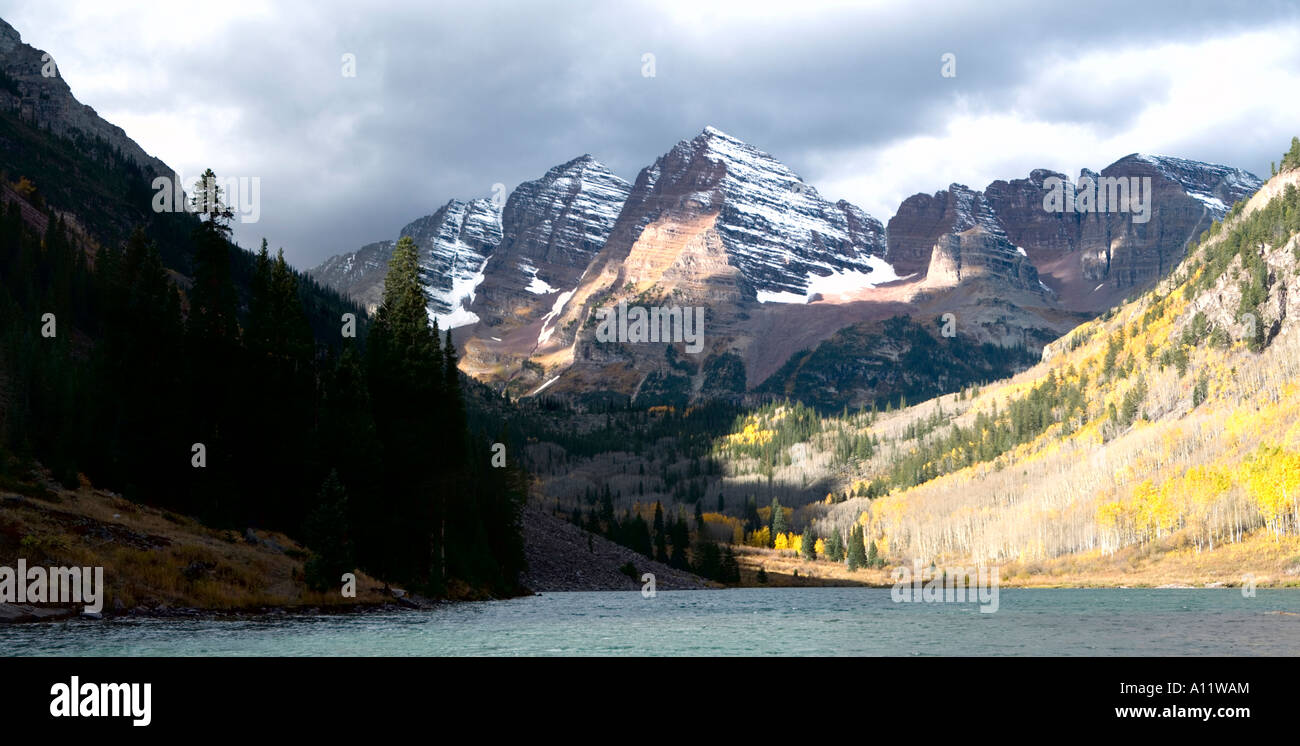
[{"left": 4, "top": 0, "right": 1300, "bottom": 268}]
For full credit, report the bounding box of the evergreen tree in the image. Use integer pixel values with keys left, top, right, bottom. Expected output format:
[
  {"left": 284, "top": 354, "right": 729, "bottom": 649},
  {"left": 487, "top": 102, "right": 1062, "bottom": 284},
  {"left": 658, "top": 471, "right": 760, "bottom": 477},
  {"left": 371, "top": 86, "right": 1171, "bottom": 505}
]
[
  {"left": 1283, "top": 136, "right": 1300, "bottom": 171},
  {"left": 825, "top": 531, "right": 845, "bottom": 562},
  {"left": 669, "top": 514, "right": 690, "bottom": 570},
  {"left": 846, "top": 524, "right": 867, "bottom": 571},
  {"left": 366, "top": 236, "right": 446, "bottom": 587},
  {"left": 183, "top": 170, "right": 244, "bottom": 523},
  {"left": 867, "top": 539, "right": 881, "bottom": 568},
  {"left": 186, "top": 169, "right": 239, "bottom": 346},
  {"left": 89, "top": 227, "right": 185, "bottom": 505},
  {"left": 720, "top": 546, "right": 741, "bottom": 583},
  {"left": 304, "top": 470, "right": 355, "bottom": 591},
  {"left": 692, "top": 535, "right": 722, "bottom": 580},
  {"left": 743, "top": 496, "right": 760, "bottom": 531},
  {"left": 319, "top": 345, "right": 384, "bottom": 566},
  {"left": 802, "top": 526, "right": 817, "bottom": 561},
  {"left": 769, "top": 497, "right": 786, "bottom": 547}
]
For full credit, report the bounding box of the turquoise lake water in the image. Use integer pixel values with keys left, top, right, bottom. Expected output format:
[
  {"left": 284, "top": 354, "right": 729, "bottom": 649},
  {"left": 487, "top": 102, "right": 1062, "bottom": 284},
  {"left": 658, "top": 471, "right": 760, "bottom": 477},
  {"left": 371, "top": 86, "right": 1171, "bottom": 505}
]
[{"left": 3, "top": 588, "right": 1299, "bottom": 656}]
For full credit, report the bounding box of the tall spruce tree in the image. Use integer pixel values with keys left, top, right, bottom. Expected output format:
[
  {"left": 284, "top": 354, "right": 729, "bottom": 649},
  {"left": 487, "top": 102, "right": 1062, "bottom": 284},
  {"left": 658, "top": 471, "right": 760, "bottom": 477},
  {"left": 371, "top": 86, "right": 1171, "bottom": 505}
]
[
  {"left": 720, "top": 545, "right": 741, "bottom": 583},
  {"left": 366, "top": 235, "right": 446, "bottom": 587},
  {"left": 669, "top": 514, "right": 690, "bottom": 569},
  {"left": 769, "top": 497, "right": 786, "bottom": 547},
  {"left": 846, "top": 524, "right": 867, "bottom": 571},
  {"left": 826, "top": 530, "right": 844, "bottom": 562},
  {"left": 185, "top": 169, "right": 242, "bottom": 525}
]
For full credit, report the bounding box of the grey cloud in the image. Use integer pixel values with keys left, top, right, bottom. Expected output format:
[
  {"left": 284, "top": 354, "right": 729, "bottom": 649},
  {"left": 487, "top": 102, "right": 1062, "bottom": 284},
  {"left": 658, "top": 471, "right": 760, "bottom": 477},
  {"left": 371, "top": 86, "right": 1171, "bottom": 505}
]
[{"left": 2, "top": 0, "right": 1297, "bottom": 266}]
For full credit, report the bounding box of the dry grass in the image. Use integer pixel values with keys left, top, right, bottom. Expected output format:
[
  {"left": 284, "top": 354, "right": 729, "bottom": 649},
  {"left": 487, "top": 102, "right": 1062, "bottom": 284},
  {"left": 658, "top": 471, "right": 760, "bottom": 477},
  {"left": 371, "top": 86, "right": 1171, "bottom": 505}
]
[
  {"left": 0, "top": 478, "right": 392, "bottom": 613},
  {"left": 731, "top": 530, "right": 1300, "bottom": 588}
]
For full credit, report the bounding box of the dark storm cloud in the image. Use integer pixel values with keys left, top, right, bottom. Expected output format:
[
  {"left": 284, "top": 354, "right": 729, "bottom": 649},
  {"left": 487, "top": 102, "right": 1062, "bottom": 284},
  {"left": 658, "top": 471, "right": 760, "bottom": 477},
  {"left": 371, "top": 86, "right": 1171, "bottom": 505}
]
[{"left": 3, "top": 0, "right": 1298, "bottom": 267}]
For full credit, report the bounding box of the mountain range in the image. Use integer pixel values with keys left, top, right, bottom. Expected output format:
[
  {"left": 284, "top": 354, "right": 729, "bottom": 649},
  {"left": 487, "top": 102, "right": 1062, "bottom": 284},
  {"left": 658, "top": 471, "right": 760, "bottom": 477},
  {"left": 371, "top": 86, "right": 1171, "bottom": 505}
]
[{"left": 312, "top": 126, "right": 1262, "bottom": 409}]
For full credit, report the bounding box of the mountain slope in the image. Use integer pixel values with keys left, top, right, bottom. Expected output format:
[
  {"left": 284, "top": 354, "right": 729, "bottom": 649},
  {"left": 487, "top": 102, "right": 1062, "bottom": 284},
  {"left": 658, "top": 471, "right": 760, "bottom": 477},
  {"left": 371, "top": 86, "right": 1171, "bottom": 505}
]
[
  {"left": 310, "top": 125, "right": 1263, "bottom": 413},
  {"left": 0, "top": 18, "right": 172, "bottom": 181},
  {"left": 724, "top": 143, "right": 1300, "bottom": 580}
]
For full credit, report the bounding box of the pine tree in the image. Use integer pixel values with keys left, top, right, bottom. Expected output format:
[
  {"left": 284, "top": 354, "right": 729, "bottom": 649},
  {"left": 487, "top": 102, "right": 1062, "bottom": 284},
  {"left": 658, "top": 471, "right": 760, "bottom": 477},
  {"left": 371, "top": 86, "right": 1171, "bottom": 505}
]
[
  {"left": 867, "top": 539, "right": 881, "bottom": 568},
  {"left": 825, "top": 530, "right": 845, "bottom": 562},
  {"left": 319, "top": 345, "right": 383, "bottom": 566},
  {"left": 1283, "top": 136, "right": 1300, "bottom": 172},
  {"left": 744, "top": 496, "right": 761, "bottom": 531},
  {"left": 769, "top": 497, "right": 786, "bottom": 547},
  {"left": 366, "top": 235, "right": 446, "bottom": 587},
  {"left": 669, "top": 514, "right": 690, "bottom": 569},
  {"left": 802, "top": 526, "right": 817, "bottom": 561},
  {"left": 245, "top": 239, "right": 274, "bottom": 354},
  {"left": 304, "top": 470, "right": 355, "bottom": 591},
  {"left": 846, "top": 524, "right": 867, "bottom": 571},
  {"left": 692, "top": 535, "right": 722, "bottom": 580},
  {"left": 186, "top": 169, "right": 239, "bottom": 347},
  {"left": 720, "top": 546, "right": 740, "bottom": 583},
  {"left": 89, "top": 227, "right": 185, "bottom": 505}
]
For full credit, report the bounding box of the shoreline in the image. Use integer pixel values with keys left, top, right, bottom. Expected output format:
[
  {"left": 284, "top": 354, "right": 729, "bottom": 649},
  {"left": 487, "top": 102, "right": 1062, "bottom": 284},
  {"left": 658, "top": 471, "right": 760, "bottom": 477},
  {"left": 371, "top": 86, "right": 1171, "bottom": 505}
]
[{"left": 9, "top": 580, "right": 1300, "bottom": 625}]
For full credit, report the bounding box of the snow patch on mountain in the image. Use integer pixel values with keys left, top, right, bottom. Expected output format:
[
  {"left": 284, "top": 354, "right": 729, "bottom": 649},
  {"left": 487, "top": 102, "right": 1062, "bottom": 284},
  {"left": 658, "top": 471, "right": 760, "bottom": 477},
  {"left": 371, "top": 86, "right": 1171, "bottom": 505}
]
[
  {"left": 756, "top": 255, "right": 903, "bottom": 304},
  {"left": 537, "top": 288, "right": 576, "bottom": 345},
  {"left": 1132, "top": 153, "right": 1263, "bottom": 219},
  {"left": 519, "top": 262, "right": 558, "bottom": 294},
  {"left": 433, "top": 256, "right": 490, "bottom": 329},
  {"left": 405, "top": 198, "right": 503, "bottom": 329}
]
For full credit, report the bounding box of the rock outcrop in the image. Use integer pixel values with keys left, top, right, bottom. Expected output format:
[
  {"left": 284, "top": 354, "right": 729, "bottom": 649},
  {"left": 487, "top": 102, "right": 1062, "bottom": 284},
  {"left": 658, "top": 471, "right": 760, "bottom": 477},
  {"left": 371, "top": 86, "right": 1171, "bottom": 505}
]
[
  {"left": 891, "top": 156, "right": 1264, "bottom": 311},
  {"left": 0, "top": 18, "right": 172, "bottom": 181},
  {"left": 923, "top": 227, "right": 1044, "bottom": 293},
  {"left": 469, "top": 155, "right": 631, "bottom": 332}
]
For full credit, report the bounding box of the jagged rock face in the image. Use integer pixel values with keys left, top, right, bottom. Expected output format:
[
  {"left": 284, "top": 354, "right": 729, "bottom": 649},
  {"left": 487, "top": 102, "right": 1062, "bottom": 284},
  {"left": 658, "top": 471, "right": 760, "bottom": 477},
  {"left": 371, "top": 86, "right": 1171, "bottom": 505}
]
[
  {"left": 0, "top": 18, "right": 172, "bottom": 181},
  {"left": 470, "top": 155, "right": 631, "bottom": 330},
  {"left": 982, "top": 169, "right": 1077, "bottom": 261},
  {"left": 1073, "top": 155, "right": 1261, "bottom": 291},
  {"left": 518, "top": 127, "right": 895, "bottom": 402},
  {"left": 923, "top": 227, "right": 1042, "bottom": 292},
  {"left": 891, "top": 156, "right": 1263, "bottom": 308},
  {"left": 308, "top": 199, "right": 502, "bottom": 328},
  {"left": 402, "top": 198, "right": 502, "bottom": 328},
  {"left": 620, "top": 127, "right": 888, "bottom": 299},
  {"left": 307, "top": 123, "right": 1264, "bottom": 409},
  {"left": 311, "top": 157, "right": 629, "bottom": 331},
  {"left": 886, "top": 184, "right": 1004, "bottom": 278},
  {"left": 557, "top": 127, "right": 890, "bottom": 315},
  {"left": 308, "top": 240, "right": 395, "bottom": 313},
  {"left": 550, "top": 127, "right": 892, "bottom": 327}
]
